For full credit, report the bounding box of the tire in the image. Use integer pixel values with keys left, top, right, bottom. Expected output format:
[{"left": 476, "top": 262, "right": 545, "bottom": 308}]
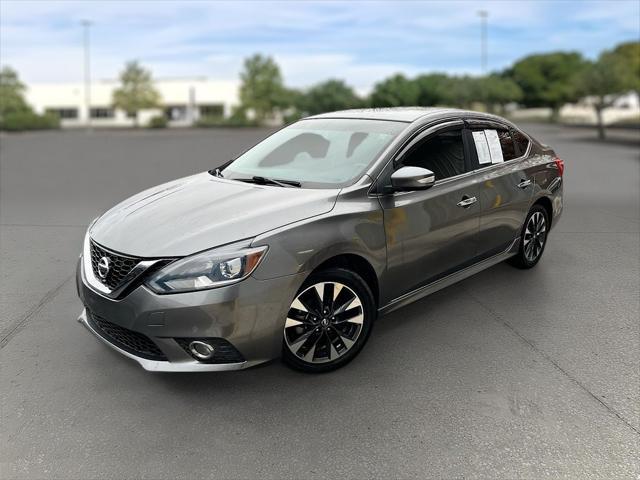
[
  {"left": 508, "top": 205, "right": 549, "bottom": 269},
  {"left": 282, "top": 267, "right": 376, "bottom": 373}
]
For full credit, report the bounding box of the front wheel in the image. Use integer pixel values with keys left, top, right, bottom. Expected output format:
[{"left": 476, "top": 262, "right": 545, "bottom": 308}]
[
  {"left": 282, "top": 268, "right": 375, "bottom": 373},
  {"left": 508, "top": 205, "right": 549, "bottom": 269}
]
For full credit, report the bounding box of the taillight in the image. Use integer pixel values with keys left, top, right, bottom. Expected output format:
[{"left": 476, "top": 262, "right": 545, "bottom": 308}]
[{"left": 554, "top": 157, "right": 564, "bottom": 177}]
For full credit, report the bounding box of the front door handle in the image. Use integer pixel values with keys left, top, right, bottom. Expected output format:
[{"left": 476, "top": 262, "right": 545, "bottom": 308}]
[
  {"left": 457, "top": 196, "right": 477, "bottom": 208},
  {"left": 517, "top": 179, "right": 532, "bottom": 189}
]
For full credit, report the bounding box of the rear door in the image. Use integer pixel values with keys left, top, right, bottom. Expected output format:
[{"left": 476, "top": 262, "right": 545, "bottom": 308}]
[
  {"left": 468, "top": 120, "right": 534, "bottom": 258},
  {"left": 377, "top": 121, "right": 481, "bottom": 302}
]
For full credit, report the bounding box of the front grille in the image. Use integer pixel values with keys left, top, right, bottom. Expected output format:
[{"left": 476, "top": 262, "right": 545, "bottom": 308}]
[
  {"left": 87, "top": 311, "right": 167, "bottom": 361},
  {"left": 90, "top": 240, "right": 142, "bottom": 290},
  {"left": 175, "top": 338, "right": 245, "bottom": 364}
]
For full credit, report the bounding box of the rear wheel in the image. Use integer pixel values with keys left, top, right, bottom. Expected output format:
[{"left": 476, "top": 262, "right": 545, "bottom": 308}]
[
  {"left": 282, "top": 268, "right": 375, "bottom": 373},
  {"left": 509, "top": 205, "right": 549, "bottom": 269}
]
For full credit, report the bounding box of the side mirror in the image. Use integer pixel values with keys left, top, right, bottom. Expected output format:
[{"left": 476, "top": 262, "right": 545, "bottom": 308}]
[{"left": 390, "top": 166, "right": 435, "bottom": 191}]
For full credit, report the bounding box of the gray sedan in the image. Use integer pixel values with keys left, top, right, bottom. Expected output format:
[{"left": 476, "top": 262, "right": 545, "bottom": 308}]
[{"left": 77, "top": 107, "right": 564, "bottom": 373}]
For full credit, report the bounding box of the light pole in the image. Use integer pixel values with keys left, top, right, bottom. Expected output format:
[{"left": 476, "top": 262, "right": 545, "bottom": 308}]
[
  {"left": 81, "top": 20, "right": 92, "bottom": 129},
  {"left": 478, "top": 10, "right": 488, "bottom": 74}
]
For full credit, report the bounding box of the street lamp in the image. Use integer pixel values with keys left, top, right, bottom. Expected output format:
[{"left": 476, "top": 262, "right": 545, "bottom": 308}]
[
  {"left": 81, "top": 20, "right": 92, "bottom": 129},
  {"left": 478, "top": 10, "right": 488, "bottom": 74}
]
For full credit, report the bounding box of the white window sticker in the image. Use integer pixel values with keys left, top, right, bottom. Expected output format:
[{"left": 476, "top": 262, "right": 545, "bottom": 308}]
[
  {"left": 472, "top": 131, "right": 491, "bottom": 165},
  {"left": 484, "top": 129, "right": 504, "bottom": 164}
]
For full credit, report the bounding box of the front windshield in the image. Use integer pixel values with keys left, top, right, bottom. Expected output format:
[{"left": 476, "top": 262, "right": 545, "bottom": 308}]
[{"left": 221, "top": 118, "right": 407, "bottom": 188}]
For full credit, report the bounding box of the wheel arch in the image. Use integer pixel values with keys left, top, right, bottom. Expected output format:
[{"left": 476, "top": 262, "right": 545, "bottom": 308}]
[
  {"left": 532, "top": 196, "right": 553, "bottom": 228},
  {"left": 310, "top": 254, "right": 380, "bottom": 308}
]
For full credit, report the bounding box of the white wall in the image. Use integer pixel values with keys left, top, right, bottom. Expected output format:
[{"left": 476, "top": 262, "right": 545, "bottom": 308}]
[
  {"left": 508, "top": 92, "right": 640, "bottom": 125},
  {"left": 24, "top": 77, "right": 240, "bottom": 127}
]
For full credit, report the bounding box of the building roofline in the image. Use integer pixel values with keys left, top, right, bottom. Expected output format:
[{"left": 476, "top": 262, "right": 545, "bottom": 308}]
[{"left": 25, "top": 77, "right": 238, "bottom": 87}]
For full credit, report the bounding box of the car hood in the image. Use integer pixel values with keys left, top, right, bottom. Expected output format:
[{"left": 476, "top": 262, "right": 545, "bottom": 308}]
[{"left": 90, "top": 172, "right": 339, "bottom": 257}]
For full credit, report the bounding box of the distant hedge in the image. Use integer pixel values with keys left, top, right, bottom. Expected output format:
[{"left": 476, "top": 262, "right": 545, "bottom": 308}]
[
  {"left": 195, "top": 115, "right": 259, "bottom": 128},
  {"left": 0, "top": 111, "right": 60, "bottom": 131},
  {"left": 147, "top": 115, "right": 168, "bottom": 128}
]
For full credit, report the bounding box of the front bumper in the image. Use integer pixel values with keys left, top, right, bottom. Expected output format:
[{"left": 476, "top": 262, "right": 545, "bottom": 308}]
[
  {"left": 77, "top": 256, "right": 306, "bottom": 372},
  {"left": 78, "top": 309, "right": 250, "bottom": 372}
]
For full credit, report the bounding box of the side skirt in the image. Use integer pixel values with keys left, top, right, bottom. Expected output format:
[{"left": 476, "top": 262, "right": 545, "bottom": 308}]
[{"left": 378, "top": 238, "right": 519, "bottom": 316}]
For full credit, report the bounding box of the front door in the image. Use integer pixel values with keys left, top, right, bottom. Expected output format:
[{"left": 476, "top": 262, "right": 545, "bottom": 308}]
[{"left": 377, "top": 124, "right": 480, "bottom": 303}]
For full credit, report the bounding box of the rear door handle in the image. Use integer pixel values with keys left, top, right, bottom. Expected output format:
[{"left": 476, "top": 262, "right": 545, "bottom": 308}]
[
  {"left": 517, "top": 179, "right": 532, "bottom": 189},
  {"left": 457, "top": 196, "right": 477, "bottom": 208}
]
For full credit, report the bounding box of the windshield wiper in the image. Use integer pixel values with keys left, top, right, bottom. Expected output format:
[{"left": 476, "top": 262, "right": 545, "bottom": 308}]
[
  {"left": 211, "top": 170, "right": 301, "bottom": 188},
  {"left": 245, "top": 176, "right": 301, "bottom": 188}
]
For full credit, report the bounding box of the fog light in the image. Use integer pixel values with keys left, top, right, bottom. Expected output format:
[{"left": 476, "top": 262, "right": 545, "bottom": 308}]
[{"left": 189, "top": 340, "right": 215, "bottom": 360}]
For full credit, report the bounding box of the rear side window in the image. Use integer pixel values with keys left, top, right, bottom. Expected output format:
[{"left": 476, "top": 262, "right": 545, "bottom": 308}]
[
  {"left": 513, "top": 129, "right": 530, "bottom": 156},
  {"left": 498, "top": 130, "right": 518, "bottom": 161},
  {"left": 472, "top": 127, "right": 521, "bottom": 166},
  {"left": 399, "top": 129, "right": 466, "bottom": 180}
]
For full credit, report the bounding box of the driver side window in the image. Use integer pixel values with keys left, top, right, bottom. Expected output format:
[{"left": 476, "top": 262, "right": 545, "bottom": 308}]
[{"left": 398, "top": 129, "right": 466, "bottom": 181}]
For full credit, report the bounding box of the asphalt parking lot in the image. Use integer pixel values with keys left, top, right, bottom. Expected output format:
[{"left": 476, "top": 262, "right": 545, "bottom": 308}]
[{"left": 1, "top": 124, "right": 638, "bottom": 479}]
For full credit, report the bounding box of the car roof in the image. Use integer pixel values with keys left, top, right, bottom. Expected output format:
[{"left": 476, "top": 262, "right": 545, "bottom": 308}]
[{"left": 307, "top": 107, "right": 512, "bottom": 126}]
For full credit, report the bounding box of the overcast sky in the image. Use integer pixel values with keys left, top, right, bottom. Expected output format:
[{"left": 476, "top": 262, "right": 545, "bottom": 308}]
[{"left": 1, "top": 0, "right": 638, "bottom": 92}]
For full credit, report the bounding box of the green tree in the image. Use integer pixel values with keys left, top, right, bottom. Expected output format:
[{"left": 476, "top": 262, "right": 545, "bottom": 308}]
[
  {"left": 282, "top": 87, "right": 305, "bottom": 120},
  {"left": 112, "top": 61, "right": 161, "bottom": 127},
  {"left": 507, "top": 52, "right": 587, "bottom": 121},
  {"left": 0, "top": 66, "right": 60, "bottom": 131},
  {"left": 296, "top": 79, "right": 362, "bottom": 116},
  {"left": 239, "top": 54, "right": 286, "bottom": 124},
  {"left": 369, "top": 74, "right": 420, "bottom": 107},
  {"left": 0, "top": 66, "right": 30, "bottom": 119},
  {"left": 478, "top": 74, "right": 523, "bottom": 113},
  {"left": 449, "top": 76, "right": 482, "bottom": 109},
  {"left": 414, "top": 73, "right": 453, "bottom": 106},
  {"left": 579, "top": 48, "right": 633, "bottom": 139},
  {"left": 609, "top": 41, "right": 640, "bottom": 99}
]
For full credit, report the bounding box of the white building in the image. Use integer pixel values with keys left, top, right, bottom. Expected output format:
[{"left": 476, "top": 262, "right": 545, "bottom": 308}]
[
  {"left": 508, "top": 92, "right": 640, "bottom": 125},
  {"left": 25, "top": 77, "right": 240, "bottom": 128}
]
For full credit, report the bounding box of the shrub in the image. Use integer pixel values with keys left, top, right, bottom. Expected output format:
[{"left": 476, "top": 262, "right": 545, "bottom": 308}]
[
  {"left": 0, "top": 111, "right": 60, "bottom": 131},
  {"left": 195, "top": 115, "right": 258, "bottom": 128},
  {"left": 283, "top": 110, "right": 303, "bottom": 124},
  {"left": 148, "top": 115, "right": 168, "bottom": 128}
]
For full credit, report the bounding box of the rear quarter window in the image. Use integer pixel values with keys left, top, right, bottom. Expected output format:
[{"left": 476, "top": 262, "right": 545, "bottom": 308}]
[
  {"left": 498, "top": 130, "right": 518, "bottom": 161},
  {"left": 513, "top": 129, "right": 530, "bottom": 156}
]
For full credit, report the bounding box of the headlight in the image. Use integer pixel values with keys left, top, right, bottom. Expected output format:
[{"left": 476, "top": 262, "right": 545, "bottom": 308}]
[{"left": 145, "top": 243, "right": 268, "bottom": 294}]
